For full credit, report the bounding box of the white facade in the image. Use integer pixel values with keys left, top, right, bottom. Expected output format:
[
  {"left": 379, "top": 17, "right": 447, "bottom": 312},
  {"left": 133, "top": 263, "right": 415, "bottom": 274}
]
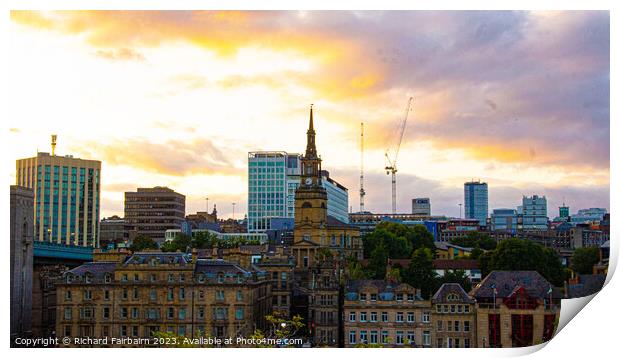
[{"left": 522, "top": 195, "right": 548, "bottom": 230}]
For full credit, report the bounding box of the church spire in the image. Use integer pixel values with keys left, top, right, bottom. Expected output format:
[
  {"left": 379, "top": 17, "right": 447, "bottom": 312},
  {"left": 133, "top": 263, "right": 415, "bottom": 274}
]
[{"left": 305, "top": 104, "right": 317, "bottom": 158}]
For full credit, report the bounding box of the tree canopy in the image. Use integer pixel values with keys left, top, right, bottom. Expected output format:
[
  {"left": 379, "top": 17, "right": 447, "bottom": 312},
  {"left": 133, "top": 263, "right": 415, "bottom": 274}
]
[
  {"left": 129, "top": 235, "right": 158, "bottom": 252},
  {"left": 571, "top": 247, "right": 600, "bottom": 275},
  {"left": 363, "top": 222, "right": 435, "bottom": 260},
  {"left": 478, "top": 238, "right": 565, "bottom": 286},
  {"left": 450, "top": 231, "right": 497, "bottom": 250}
]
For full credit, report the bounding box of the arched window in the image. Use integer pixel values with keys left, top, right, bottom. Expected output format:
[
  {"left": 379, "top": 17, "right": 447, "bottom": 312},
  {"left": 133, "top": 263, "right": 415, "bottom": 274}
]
[
  {"left": 302, "top": 202, "right": 312, "bottom": 208},
  {"left": 217, "top": 272, "right": 225, "bottom": 283}
]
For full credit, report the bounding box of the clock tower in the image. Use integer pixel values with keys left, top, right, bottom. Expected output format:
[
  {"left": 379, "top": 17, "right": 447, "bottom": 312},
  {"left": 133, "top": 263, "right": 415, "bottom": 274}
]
[{"left": 292, "top": 105, "right": 328, "bottom": 268}]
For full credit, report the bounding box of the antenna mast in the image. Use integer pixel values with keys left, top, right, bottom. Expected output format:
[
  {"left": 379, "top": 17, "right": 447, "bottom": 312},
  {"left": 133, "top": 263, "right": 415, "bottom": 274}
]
[{"left": 359, "top": 122, "right": 366, "bottom": 212}]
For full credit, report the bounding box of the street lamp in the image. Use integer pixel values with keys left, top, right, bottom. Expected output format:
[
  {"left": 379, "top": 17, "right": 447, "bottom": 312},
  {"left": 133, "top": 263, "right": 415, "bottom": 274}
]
[{"left": 47, "top": 228, "right": 52, "bottom": 243}]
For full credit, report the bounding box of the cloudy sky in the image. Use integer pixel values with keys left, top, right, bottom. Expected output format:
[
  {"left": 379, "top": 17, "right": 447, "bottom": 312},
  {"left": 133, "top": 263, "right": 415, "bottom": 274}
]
[{"left": 8, "top": 11, "right": 610, "bottom": 219}]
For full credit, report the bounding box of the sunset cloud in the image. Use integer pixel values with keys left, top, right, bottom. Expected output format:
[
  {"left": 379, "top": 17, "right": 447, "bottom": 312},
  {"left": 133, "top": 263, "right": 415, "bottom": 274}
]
[{"left": 9, "top": 10, "right": 609, "bottom": 217}]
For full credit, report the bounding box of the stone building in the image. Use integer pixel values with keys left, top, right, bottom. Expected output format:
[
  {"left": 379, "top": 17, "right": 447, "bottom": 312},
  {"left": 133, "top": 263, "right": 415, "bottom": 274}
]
[
  {"left": 343, "top": 280, "right": 433, "bottom": 348},
  {"left": 471, "top": 271, "right": 561, "bottom": 347},
  {"left": 10, "top": 185, "right": 34, "bottom": 343},
  {"left": 255, "top": 250, "right": 295, "bottom": 318},
  {"left": 307, "top": 254, "right": 340, "bottom": 346},
  {"left": 431, "top": 283, "right": 476, "bottom": 348},
  {"left": 55, "top": 250, "right": 271, "bottom": 347}
]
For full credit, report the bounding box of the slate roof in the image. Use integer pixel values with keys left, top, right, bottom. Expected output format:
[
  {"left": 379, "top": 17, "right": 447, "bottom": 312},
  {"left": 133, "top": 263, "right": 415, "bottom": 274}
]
[
  {"left": 567, "top": 274, "right": 606, "bottom": 298},
  {"left": 432, "top": 283, "right": 475, "bottom": 304},
  {"left": 470, "top": 271, "right": 561, "bottom": 299},
  {"left": 433, "top": 259, "right": 479, "bottom": 270},
  {"left": 346, "top": 280, "right": 415, "bottom": 293},
  {"left": 434, "top": 242, "right": 473, "bottom": 252},
  {"left": 194, "top": 259, "right": 252, "bottom": 275},
  {"left": 326, "top": 215, "right": 356, "bottom": 229},
  {"left": 66, "top": 262, "right": 117, "bottom": 279},
  {"left": 124, "top": 252, "right": 191, "bottom": 265}
]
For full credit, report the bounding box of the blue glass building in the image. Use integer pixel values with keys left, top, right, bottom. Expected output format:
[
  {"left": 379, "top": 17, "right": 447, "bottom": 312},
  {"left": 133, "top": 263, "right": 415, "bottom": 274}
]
[
  {"left": 464, "top": 180, "right": 488, "bottom": 226},
  {"left": 16, "top": 151, "right": 101, "bottom": 247},
  {"left": 247, "top": 151, "right": 349, "bottom": 232}
]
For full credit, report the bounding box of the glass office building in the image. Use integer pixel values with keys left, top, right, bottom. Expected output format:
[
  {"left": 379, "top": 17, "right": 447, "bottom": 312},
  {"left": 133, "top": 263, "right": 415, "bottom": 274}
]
[
  {"left": 490, "top": 208, "right": 518, "bottom": 232},
  {"left": 248, "top": 152, "right": 349, "bottom": 232},
  {"left": 16, "top": 152, "right": 101, "bottom": 247},
  {"left": 522, "top": 195, "right": 548, "bottom": 230},
  {"left": 464, "top": 180, "right": 488, "bottom": 226}
]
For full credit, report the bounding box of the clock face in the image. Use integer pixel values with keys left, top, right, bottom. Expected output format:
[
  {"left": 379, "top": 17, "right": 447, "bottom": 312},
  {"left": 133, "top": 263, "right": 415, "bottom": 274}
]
[{"left": 305, "top": 177, "right": 313, "bottom": 185}]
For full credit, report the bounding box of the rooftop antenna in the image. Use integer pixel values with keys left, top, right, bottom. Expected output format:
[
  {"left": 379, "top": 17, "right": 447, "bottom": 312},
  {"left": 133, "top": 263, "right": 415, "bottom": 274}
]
[
  {"left": 51, "top": 134, "right": 57, "bottom": 156},
  {"left": 359, "top": 122, "right": 366, "bottom": 213}
]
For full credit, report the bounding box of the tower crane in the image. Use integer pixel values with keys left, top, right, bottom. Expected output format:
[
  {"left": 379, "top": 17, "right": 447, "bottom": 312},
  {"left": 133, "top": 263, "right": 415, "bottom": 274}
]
[
  {"left": 385, "top": 96, "right": 413, "bottom": 214},
  {"left": 359, "top": 122, "right": 366, "bottom": 212}
]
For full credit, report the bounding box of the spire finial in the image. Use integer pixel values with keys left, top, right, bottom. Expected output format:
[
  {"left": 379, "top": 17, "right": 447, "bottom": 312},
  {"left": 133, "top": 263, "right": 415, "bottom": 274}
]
[{"left": 309, "top": 104, "right": 314, "bottom": 132}]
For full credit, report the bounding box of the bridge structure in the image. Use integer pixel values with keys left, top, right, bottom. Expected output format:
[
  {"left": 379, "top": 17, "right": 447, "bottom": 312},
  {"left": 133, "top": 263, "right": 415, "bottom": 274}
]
[{"left": 33, "top": 241, "right": 93, "bottom": 265}]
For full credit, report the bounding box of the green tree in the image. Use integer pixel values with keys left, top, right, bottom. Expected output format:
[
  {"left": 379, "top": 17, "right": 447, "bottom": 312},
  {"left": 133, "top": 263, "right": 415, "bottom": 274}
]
[
  {"left": 250, "top": 314, "right": 305, "bottom": 347},
  {"left": 368, "top": 242, "right": 388, "bottom": 279},
  {"left": 483, "top": 238, "right": 565, "bottom": 286},
  {"left": 129, "top": 235, "right": 158, "bottom": 252},
  {"left": 161, "top": 233, "right": 192, "bottom": 252},
  {"left": 439, "top": 269, "right": 472, "bottom": 292},
  {"left": 193, "top": 231, "right": 219, "bottom": 249},
  {"left": 571, "top": 247, "right": 600, "bottom": 275},
  {"left": 451, "top": 231, "right": 497, "bottom": 250},
  {"left": 403, "top": 247, "right": 438, "bottom": 299}
]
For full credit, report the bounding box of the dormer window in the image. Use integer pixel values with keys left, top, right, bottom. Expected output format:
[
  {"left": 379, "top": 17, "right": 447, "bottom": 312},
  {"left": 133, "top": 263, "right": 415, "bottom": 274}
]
[
  {"left": 104, "top": 274, "right": 112, "bottom": 283},
  {"left": 217, "top": 273, "right": 225, "bottom": 284},
  {"left": 85, "top": 274, "right": 93, "bottom": 284},
  {"left": 198, "top": 274, "right": 205, "bottom": 283},
  {"left": 66, "top": 275, "right": 73, "bottom": 284}
]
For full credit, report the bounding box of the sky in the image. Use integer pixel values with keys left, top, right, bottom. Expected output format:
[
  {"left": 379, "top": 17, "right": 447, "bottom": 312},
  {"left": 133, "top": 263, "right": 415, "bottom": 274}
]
[{"left": 8, "top": 10, "right": 610, "bottom": 219}]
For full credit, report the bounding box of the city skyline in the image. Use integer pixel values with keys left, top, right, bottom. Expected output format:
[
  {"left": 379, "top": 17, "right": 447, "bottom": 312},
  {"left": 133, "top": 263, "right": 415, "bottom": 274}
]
[{"left": 9, "top": 11, "right": 610, "bottom": 219}]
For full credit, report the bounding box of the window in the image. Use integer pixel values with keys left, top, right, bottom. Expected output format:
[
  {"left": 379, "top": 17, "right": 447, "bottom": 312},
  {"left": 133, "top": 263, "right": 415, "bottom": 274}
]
[
  {"left": 120, "top": 326, "right": 127, "bottom": 336},
  {"left": 407, "top": 331, "right": 415, "bottom": 345},
  {"left": 167, "top": 288, "right": 174, "bottom": 301},
  {"left": 132, "top": 307, "right": 139, "bottom": 319},
  {"left": 349, "top": 312, "right": 356, "bottom": 322},
  {"left": 148, "top": 309, "right": 159, "bottom": 320},
  {"left": 407, "top": 293, "right": 414, "bottom": 301},
  {"left": 381, "top": 312, "right": 388, "bottom": 322},
  {"left": 64, "top": 325, "right": 72, "bottom": 337},
  {"left": 488, "top": 314, "right": 501, "bottom": 347},
  {"left": 103, "top": 307, "right": 110, "bottom": 319},
  {"left": 448, "top": 321, "right": 453, "bottom": 331},
  {"left": 150, "top": 274, "right": 157, "bottom": 282},
  {"left": 122, "top": 274, "right": 128, "bottom": 282},
  {"left": 422, "top": 311, "right": 430, "bottom": 323},
  {"left": 423, "top": 331, "right": 431, "bottom": 346},
  {"left": 168, "top": 274, "right": 174, "bottom": 283},
  {"left": 437, "top": 320, "right": 443, "bottom": 331},
  {"left": 84, "top": 290, "right": 92, "bottom": 300},
  {"left": 179, "top": 273, "right": 185, "bottom": 282},
  {"left": 104, "top": 274, "right": 111, "bottom": 283},
  {"left": 381, "top": 331, "right": 388, "bottom": 344},
  {"left": 454, "top": 320, "right": 460, "bottom": 332},
  {"left": 64, "top": 308, "right": 72, "bottom": 320},
  {"left": 218, "top": 273, "right": 225, "bottom": 283},
  {"left": 464, "top": 320, "right": 470, "bottom": 332},
  {"left": 121, "top": 307, "right": 128, "bottom": 319},
  {"left": 178, "top": 326, "right": 186, "bottom": 336},
  {"left": 396, "top": 312, "right": 404, "bottom": 322},
  {"left": 122, "top": 288, "right": 128, "bottom": 300},
  {"left": 216, "top": 290, "right": 225, "bottom": 301},
  {"left": 360, "top": 331, "right": 367, "bottom": 343},
  {"left": 370, "top": 293, "right": 377, "bottom": 301},
  {"left": 370, "top": 331, "right": 378, "bottom": 344},
  {"left": 132, "top": 326, "right": 139, "bottom": 337},
  {"left": 407, "top": 312, "right": 415, "bottom": 323},
  {"left": 437, "top": 338, "right": 444, "bottom": 348},
  {"left": 236, "top": 291, "right": 243, "bottom": 301},
  {"left": 464, "top": 338, "right": 470, "bottom": 348},
  {"left": 133, "top": 274, "right": 139, "bottom": 282},
  {"left": 360, "top": 293, "right": 367, "bottom": 301},
  {"left": 150, "top": 289, "right": 157, "bottom": 301},
  {"left": 104, "top": 290, "right": 110, "bottom": 301},
  {"left": 236, "top": 308, "right": 244, "bottom": 320},
  {"left": 65, "top": 290, "right": 72, "bottom": 301},
  {"left": 133, "top": 288, "right": 139, "bottom": 300},
  {"left": 464, "top": 305, "right": 470, "bottom": 313},
  {"left": 167, "top": 307, "right": 174, "bottom": 320},
  {"left": 179, "top": 288, "right": 186, "bottom": 300},
  {"left": 179, "top": 308, "right": 186, "bottom": 320},
  {"left": 396, "top": 293, "right": 403, "bottom": 301},
  {"left": 198, "top": 307, "right": 205, "bottom": 319},
  {"left": 198, "top": 274, "right": 205, "bottom": 283},
  {"left": 199, "top": 290, "right": 205, "bottom": 300},
  {"left": 370, "top": 312, "right": 377, "bottom": 322},
  {"left": 349, "top": 331, "right": 357, "bottom": 344},
  {"left": 360, "top": 312, "right": 367, "bottom": 322},
  {"left": 396, "top": 331, "right": 404, "bottom": 345}
]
